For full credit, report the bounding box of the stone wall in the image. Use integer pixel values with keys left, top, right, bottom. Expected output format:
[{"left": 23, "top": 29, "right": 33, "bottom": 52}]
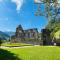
[{"left": 11, "top": 25, "right": 40, "bottom": 45}]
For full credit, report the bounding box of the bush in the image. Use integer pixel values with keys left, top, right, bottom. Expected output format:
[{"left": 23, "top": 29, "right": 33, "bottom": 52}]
[{"left": 0, "top": 40, "right": 2, "bottom": 46}]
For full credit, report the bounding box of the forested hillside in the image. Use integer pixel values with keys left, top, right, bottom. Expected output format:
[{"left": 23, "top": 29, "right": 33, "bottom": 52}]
[
  {"left": 46, "top": 19, "right": 60, "bottom": 39},
  {"left": 0, "top": 31, "right": 10, "bottom": 40}
]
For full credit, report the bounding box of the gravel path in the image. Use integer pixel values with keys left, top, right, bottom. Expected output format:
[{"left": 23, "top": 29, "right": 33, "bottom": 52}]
[{"left": 0, "top": 45, "right": 40, "bottom": 48}]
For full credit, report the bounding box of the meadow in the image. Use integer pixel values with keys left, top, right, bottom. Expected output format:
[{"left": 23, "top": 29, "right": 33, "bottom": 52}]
[
  {"left": 1, "top": 43, "right": 33, "bottom": 47},
  {"left": 1, "top": 46, "right": 60, "bottom": 60}
]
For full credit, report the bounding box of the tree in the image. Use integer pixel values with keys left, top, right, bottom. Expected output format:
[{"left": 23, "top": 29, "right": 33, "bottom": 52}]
[{"left": 0, "top": 39, "right": 2, "bottom": 46}]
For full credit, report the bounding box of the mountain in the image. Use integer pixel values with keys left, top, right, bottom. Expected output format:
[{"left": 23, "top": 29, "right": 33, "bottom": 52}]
[
  {"left": 0, "top": 31, "right": 10, "bottom": 40},
  {"left": 4, "top": 31, "right": 15, "bottom": 36}
]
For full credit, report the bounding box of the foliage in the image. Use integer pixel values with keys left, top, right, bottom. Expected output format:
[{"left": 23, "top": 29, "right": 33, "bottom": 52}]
[
  {"left": 0, "top": 40, "right": 2, "bottom": 46},
  {"left": 54, "top": 30, "right": 60, "bottom": 39},
  {"left": 46, "top": 18, "right": 60, "bottom": 39}
]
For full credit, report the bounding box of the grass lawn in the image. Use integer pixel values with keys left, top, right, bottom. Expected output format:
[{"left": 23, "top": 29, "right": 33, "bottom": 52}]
[
  {"left": 1, "top": 46, "right": 60, "bottom": 60},
  {"left": 1, "top": 43, "right": 33, "bottom": 47}
]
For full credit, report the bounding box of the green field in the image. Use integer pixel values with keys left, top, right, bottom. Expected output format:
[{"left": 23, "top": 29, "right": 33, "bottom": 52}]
[
  {"left": 1, "top": 43, "right": 33, "bottom": 47},
  {"left": 1, "top": 46, "right": 60, "bottom": 60}
]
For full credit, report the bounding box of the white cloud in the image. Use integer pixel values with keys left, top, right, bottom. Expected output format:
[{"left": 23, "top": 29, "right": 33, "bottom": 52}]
[
  {"left": 0, "top": 0, "right": 3, "bottom": 2},
  {"left": 34, "top": 0, "right": 43, "bottom": 3},
  {"left": 11, "top": 0, "right": 24, "bottom": 12}
]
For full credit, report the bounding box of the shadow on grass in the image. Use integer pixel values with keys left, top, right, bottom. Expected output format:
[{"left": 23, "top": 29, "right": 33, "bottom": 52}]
[{"left": 0, "top": 49, "right": 21, "bottom": 60}]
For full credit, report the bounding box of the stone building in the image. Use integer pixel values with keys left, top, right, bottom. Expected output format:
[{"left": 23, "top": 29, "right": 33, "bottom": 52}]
[
  {"left": 11, "top": 25, "right": 39, "bottom": 44},
  {"left": 24, "top": 28, "right": 39, "bottom": 44},
  {"left": 24, "top": 28, "right": 38, "bottom": 39},
  {"left": 11, "top": 25, "right": 54, "bottom": 45},
  {"left": 15, "top": 25, "right": 25, "bottom": 42}
]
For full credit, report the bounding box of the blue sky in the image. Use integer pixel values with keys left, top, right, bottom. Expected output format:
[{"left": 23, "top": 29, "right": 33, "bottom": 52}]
[{"left": 0, "top": 0, "right": 48, "bottom": 32}]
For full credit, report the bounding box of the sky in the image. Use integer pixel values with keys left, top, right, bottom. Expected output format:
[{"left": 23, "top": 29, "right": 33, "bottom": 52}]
[{"left": 0, "top": 0, "right": 48, "bottom": 32}]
